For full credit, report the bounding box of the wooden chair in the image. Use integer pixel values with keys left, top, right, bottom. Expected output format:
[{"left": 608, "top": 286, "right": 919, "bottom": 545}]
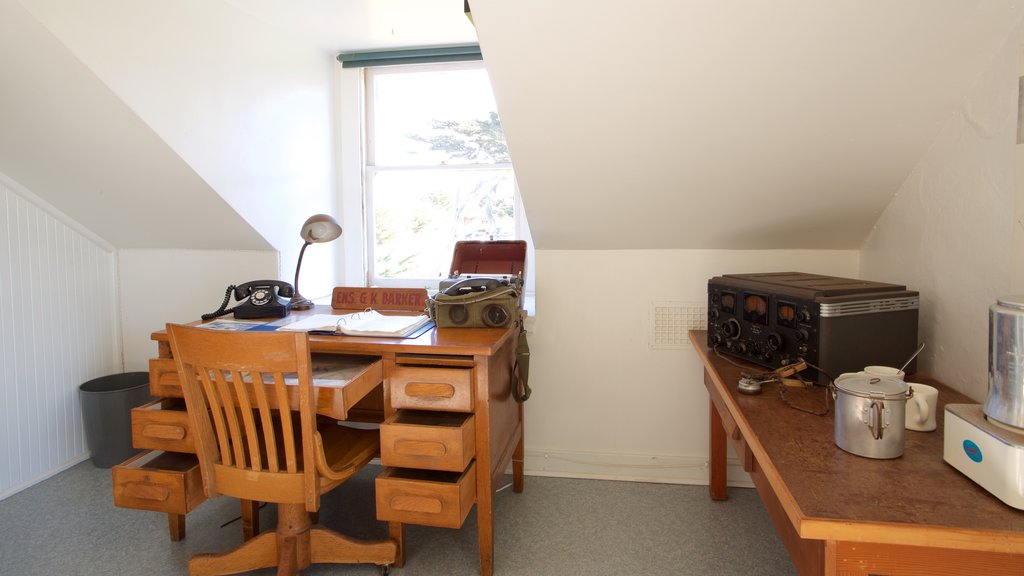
[{"left": 167, "top": 324, "right": 396, "bottom": 576}]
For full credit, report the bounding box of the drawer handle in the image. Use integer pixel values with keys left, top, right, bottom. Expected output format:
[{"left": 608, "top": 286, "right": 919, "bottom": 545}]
[
  {"left": 142, "top": 424, "right": 187, "bottom": 441},
  {"left": 395, "top": 439, "right": 447, "bottom": 457},
  {"left": 405, "top": 382, "right": 455, "bottom": 399},
  {"left": 123, "top": 482, "right": 171, "bottom": 502},
  {"left": 391, "top": 495, "right": 443, "bottom": 514}
]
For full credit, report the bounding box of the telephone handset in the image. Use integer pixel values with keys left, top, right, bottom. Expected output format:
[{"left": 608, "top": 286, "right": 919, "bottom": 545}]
[
  {"left": 202, "top": 280, "right": 294, "bottom": 321},
  {"left": 441, "top": 277, "right": 505, "bottom": 296}
]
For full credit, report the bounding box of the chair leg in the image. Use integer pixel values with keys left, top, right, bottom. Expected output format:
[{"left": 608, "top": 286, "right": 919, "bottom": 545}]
[
  {"left": 188, "top": 503, "right": 313, "bottom": 576},
  {"left": 309, "top": 526, "right": 397, "bottom": 566},
  {"left": 188, "top": 531, "right": 279, "bottom": 576}
]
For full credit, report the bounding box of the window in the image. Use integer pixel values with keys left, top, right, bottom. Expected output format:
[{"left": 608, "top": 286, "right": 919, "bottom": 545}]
[{"left": 363, "top": 62, "right": 524, "bottom": 288}]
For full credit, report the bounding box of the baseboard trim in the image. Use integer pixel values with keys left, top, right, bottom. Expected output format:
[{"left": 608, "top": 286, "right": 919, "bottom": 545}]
[
  {"left": 0, "top": 453, "right": 90, "bottom": 501},
  {"left": 521, "top": 449, "right": 753, "bottom": 488}
]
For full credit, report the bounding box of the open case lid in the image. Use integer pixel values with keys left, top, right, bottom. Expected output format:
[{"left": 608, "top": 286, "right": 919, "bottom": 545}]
[{"left": 448, "top": 240, "right": 527, "bottom": 279}]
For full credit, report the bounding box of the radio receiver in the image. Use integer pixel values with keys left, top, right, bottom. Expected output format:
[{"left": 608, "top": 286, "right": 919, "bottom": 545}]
[{"left": 707, "top": 272, "right": 919, "bottom": 385}]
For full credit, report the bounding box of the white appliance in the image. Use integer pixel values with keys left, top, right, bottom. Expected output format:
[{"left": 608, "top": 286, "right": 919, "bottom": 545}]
[
  {"left": 943, "top": 296, "right": 1024, "bottom": 510},
  {"left": 944, "top": 404, "right": 1024, "bottom": 509}
]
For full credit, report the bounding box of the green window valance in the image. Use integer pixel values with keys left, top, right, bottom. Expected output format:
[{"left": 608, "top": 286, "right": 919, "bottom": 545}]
[{"left": 337, "top": 45, "right": 482, "bottom": 69}]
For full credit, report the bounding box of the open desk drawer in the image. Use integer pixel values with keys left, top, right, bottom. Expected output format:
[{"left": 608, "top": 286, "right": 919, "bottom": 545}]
[
  {"left": 376, "top": 462, "right": 477, "bottom": 528},
  {"left": 113, "top": 450, "right": 205, "bottom": 514},
  {"left": 380, "top": 410, "right": 475, "bottom": 472},
  {"left": 131, "top": 398, "right": 193, "bottom": 453}
]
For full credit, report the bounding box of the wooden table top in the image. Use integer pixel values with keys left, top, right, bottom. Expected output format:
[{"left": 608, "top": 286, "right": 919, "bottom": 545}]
[
  {"left": 152, "top": 305, "right": 516, "bottom": 357},
  {"left": 690, "top": 330, "right": 1024, "bottom": 551}
]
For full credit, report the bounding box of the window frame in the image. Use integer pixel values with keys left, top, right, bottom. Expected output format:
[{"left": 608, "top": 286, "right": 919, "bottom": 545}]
[{"left": 360, "top": 61, "right": 529, "bottom": 290}]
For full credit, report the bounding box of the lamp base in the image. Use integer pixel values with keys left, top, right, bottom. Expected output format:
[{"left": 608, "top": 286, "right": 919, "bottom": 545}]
[{"left": 289, "top": 294, "right": 315, "bottom": 311}]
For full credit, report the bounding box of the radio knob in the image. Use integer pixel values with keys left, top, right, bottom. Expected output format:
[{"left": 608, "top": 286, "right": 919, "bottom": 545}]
[
  {"left": 710, "top": 333, "right": 723, "bottom": 346},
  {"left": 795, "top": 329, "right": 809, "bottom": 342},
  {"left": 709, "top": 309, "right": 720, "bottom": 321},
  {"left": 766, "top": 333, "right": 782, "bottom": 351},
  {"left": 797, "top": 310, "right": 811, "bottom": 323},
  {"left": 723, "top": 319, "right": 741, "bottom": 339},
  {"left": 736, "top": 343, "right": 748, "bottom": 354}
]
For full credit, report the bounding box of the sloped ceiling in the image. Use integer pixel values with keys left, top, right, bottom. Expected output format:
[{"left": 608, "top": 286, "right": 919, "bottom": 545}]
[
  {"left": 0, "top": 0, "right": 269, "bottom": 250},
  {"left": 468, "top": 0, "right": 1024, "bottom": 249},
  {"left": 4, "top": 0, "right": 1024, "bottom": 254}
]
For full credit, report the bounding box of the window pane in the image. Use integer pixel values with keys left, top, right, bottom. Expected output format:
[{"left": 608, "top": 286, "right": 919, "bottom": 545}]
[
  {"left": 372, "top": 168, "right": 515, "bottom": 279},
  {"left": 371, "top": 67, "right": 507, "bottom": 167}
]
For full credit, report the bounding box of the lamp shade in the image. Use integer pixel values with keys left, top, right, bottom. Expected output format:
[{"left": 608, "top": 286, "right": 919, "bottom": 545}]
[{"left": 300, "top": 214, "right": 342, "bottom": 243}]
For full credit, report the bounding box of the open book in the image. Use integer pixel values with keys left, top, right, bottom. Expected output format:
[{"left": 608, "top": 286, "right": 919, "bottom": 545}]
[{"left": 278, "top": 310, "right": 431, "bottom": 338}]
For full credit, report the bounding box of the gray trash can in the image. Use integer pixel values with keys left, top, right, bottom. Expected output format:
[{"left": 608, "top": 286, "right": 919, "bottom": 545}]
[{"left": 79, "top": 372, "right": 153, "bottom": 468}]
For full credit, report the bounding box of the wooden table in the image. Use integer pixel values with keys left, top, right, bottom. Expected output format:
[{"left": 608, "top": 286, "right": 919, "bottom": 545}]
[
  {"left": 690, "top": 330, "right": 1024, "bottom": 576},
  {"left": 138, "top": 306, "right": 525, "bottom": 576}
]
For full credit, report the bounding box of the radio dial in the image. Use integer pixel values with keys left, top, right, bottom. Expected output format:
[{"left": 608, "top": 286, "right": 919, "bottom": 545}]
[
  {"left": 766, "top": 333, "right": 782, "bottom": 350},
  {"left": 723, "top": 319, "right": 741, "bottom": 339}
]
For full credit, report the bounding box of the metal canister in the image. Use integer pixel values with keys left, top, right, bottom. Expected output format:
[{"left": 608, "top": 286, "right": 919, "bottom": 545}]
[
  {"left": 986, "top": 296, "right": 1024, "bottom": 429},
  {"left": 833, "top": 374, "right": 910, "bottom": 459}
]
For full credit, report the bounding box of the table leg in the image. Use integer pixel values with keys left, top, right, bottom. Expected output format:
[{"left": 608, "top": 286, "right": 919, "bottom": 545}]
[
  {"left": 513, "top": 405, "right": 525, "bottom": 493},
  {"left": 477, "top": 489, "right": 494, "bottom": 576},
  {"left": 388, "top": 522, "right": 405, "bottom": 568},
  {"left": 168, "top": 512, "right": 185, "bottom": 541},
  {"left": 709, "top": 398, "right": 729, "bottom": 500}
]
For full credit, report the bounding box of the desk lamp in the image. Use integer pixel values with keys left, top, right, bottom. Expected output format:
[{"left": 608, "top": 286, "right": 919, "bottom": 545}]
[{"left": 290, "top": 213, "right": 342, "bottom": 310}]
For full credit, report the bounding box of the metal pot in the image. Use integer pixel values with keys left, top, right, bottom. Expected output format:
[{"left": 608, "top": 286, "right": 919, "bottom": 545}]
[{"left": 833, "top": 374, "right": 910, "bottom": 459}]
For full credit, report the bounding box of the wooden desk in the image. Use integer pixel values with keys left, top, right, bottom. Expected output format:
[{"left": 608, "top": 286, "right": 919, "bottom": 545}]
[
  {"left": 116, "top": 306, "right": 524, "bottom": 576},
  {"left": 690, "top": 330, "right": 1024, "bottom": 576}
]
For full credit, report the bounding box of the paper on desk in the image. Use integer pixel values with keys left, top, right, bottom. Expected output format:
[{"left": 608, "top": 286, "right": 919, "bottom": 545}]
[{"left": 278, "top": 310, "right": 430, "bottom": 337}]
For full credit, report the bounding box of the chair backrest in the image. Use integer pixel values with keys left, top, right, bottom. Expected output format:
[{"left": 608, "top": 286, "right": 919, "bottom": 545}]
[{"left": 167, "top": 324, "right": 321, "bottom": 510}]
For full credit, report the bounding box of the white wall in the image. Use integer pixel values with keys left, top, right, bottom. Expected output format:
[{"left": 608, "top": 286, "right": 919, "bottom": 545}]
[
  {"left": 861, "top": 20, "right": 1024, "bottom": 402},
  {"left": 118, "top": 250, "right": 279, "bottom": 372},
  {"left": 524, "top": 249, "right": 858, "bottom": 484},
  {"left": 0, "top": 173, "right": 119, "bottom": 499}
]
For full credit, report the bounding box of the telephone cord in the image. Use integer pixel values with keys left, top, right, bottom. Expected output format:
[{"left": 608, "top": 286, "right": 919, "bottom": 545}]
[{"left": 201, "top": 285, "right": 238, "bottom": 321}]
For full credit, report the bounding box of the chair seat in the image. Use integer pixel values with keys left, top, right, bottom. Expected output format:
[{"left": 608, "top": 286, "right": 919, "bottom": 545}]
[{"left": 316, "top": 423, "right": 380, "bottom": 491}]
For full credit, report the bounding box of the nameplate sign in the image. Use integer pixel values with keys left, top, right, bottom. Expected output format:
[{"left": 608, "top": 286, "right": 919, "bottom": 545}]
[{"left": 331, "top": 287, "right": 428, "bottom": 313}]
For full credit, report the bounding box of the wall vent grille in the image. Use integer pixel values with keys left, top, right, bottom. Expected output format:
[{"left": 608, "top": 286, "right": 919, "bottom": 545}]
[{"left": 650, "top": 301, "right": 706, "bottom": 349}]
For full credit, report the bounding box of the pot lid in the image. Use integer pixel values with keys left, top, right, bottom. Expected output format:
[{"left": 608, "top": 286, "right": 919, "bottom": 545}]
[
  {"left": 834, "top": 374, "right": 908, "bottom": 399},
  {"left": 996, "top": 295, "right": 1024, "bottom": 309}
]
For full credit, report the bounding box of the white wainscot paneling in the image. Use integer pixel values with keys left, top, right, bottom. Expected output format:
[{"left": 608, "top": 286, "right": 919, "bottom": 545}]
[{"left": 0, "top": 176, "right": 119, "bottom": 499}]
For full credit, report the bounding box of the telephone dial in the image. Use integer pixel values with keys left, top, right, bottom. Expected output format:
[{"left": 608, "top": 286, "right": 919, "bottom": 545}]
[{"left": 202, "top": 280, "right": 294, "bottom": 320}]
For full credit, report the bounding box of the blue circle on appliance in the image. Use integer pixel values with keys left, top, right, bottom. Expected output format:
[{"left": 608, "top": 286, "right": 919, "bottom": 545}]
[{"left": 962, "top": 439, "right": 983, "bottom": 463}]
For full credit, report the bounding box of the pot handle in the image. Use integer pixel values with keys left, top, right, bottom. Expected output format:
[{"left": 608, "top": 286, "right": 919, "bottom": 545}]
[{"left": 868, "top": 400, "right": 885, "bottom": 440}]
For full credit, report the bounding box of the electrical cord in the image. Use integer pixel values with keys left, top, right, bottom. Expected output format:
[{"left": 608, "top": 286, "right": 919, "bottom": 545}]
[{"left": 712, "top": 345, "right": 833, "bottom": 416}]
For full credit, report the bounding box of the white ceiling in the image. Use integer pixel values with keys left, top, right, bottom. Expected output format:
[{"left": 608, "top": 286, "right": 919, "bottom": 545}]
[
  {"left": 470, "top": 0, "right": 1024, "bottom": 249},
  {"left": 223, "top": 0, "right": 479, "bottom": 53},
  {"left": 4, "top": 1, "right": 1024, "bottom": 253},
  {"left": 227, "top": 0, "right": 1024, "bottom": 250}
]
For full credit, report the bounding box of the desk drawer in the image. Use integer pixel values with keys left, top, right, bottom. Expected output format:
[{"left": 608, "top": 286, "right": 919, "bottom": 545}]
[
  {"left": 148, "top": 358, "right": 182, "bottom": 398},
  {"left": 390, "top": 365, "right": 473, "bottom": 412},
  {"left": 132, "top": 399, "right": 193, "bottom": 453},
  {"left": 112, "top": 450, "right": 204, "bottom": 514},
  {"left": 380, "top": 411, "right": 475, "bottom": 472},
  {"left": 376, "top": 462, "right": 476, "bottom": 528}
]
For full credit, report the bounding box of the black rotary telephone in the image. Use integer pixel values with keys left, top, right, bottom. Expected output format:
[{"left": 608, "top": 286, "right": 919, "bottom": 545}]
[{"left": 202, "top": 280, "right": 294, "bottom": 320}]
